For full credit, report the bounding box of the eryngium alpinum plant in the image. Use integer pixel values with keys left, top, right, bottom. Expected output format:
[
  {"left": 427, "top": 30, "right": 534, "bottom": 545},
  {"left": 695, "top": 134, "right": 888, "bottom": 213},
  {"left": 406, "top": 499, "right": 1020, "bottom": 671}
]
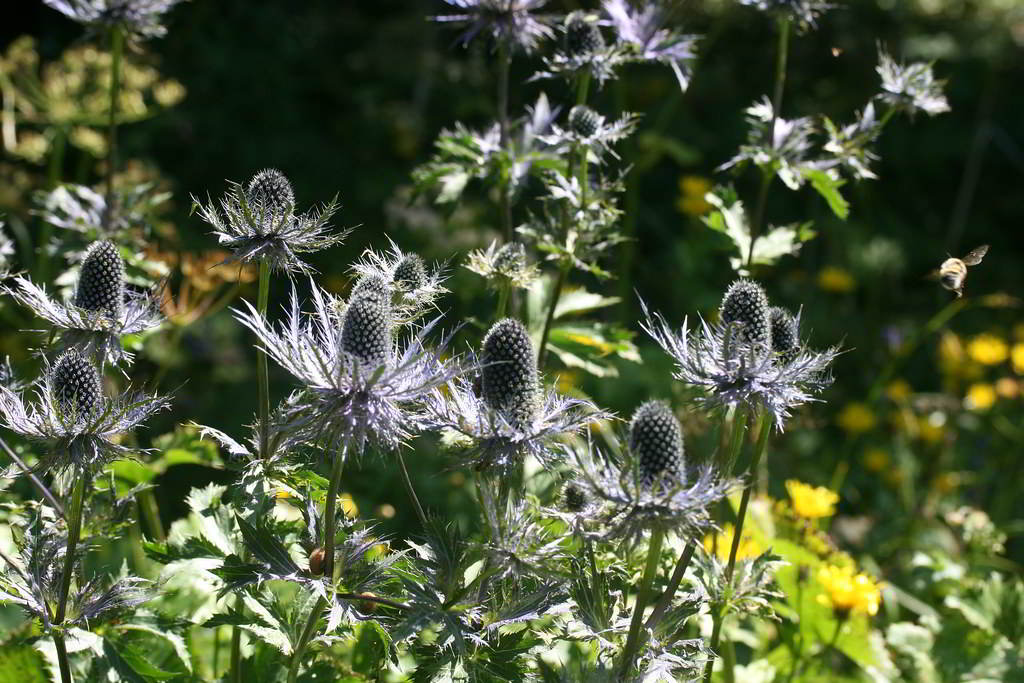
[
  {"left": 8, "top": 240, "right": 163, "bottom": 365},
  {"left": 0, "top": 349, "right": 169, "bottom": 471}
]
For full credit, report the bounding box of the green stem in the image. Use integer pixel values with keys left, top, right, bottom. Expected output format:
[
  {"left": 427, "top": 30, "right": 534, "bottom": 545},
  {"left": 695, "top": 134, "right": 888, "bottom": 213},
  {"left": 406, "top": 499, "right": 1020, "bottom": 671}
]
[
  {"left": 256, "top": 258, "right": 272, "bottom": 461},
  {"left": 53, "top": 632, "right": 71, "bottom": 683},
  {"left": 138, "top": 488, "right": 164, "bottom": 541},
  {"left": 723, "top": 639, "right": 737, "bottom": 683},
  {"left": 536, "top": 262, "right": 569, "bottom": 371},
  {"left": 105, "top": 26, "right": 123, "bottom": 224},
  {"left": 397, "top": 450, "right": 427, "bottom": 527},
  {"left": 618, "top": 529, "right": 665, "bottom": 680},
  {"left": 0, "top": 436, "right": 64, "bottom": 517},
  {"left": 704, "top": 412, "right": 773, "bottom": 682},
  {"left": 496, "top": 278, "right": 511, "bottom": 321},
  {"left": 746, "top": 16, "right": 790, "bottom": 269},
  {"left": 286, "top": 596, "right": 326, "bottom": 683},
  {"left": 645, "top": 542, "right": 695, "bottom": 631},
  {"left": 54, "top": 472, "right": 86, "bottom": 624}
]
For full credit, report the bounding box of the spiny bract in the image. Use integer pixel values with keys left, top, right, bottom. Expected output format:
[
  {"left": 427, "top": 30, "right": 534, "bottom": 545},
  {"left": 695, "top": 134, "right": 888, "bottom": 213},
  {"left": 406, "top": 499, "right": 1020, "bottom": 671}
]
[
  {"left": 51, "top": 349, "right": 101, "bottom": 418},
  {"left": 246, "top": 168, "right": 295, "bottom": 214},
  {"left": 568, "top": 105, "right": 601, "bottom": 138},
  {"left": 770, "top": 306, "right": 799, "bottom": 363},
  {"left": 394, "top": 253, "right": 427, "bottom": 292},
  {"left": 340, "top": 293, "right": 392, "bottom": 366},
  {"left": 720, "top": 279, "right": 771, "bottom": 346},
  {"left": 480, "top": 318, "right": 538, "bottom": 428},
  {"left": 564, "top": 12, "right": 604, "bottom": 57},
  {"left": 629, "top": 400, "right": 684, "bottom": 486},
  {"left": 74, "top": 240, "right": 125, "bottom": 318}
]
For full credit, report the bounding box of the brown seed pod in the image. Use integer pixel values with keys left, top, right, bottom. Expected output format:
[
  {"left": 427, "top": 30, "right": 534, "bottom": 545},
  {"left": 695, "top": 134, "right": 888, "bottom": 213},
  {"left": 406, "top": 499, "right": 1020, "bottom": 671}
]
[{"left": 309, "top": 547, "right": 327, "bottom": 576}]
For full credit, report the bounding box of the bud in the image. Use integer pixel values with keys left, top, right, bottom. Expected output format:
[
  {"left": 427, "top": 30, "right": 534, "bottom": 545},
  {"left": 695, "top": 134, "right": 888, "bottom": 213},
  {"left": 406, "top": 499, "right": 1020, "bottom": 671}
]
[
  {"left": 568, "top": 105, "right": 601, "bottom": 138},
  {"left": 720, "top": 279, "right": 771, "bottom": 347},
  {"left": 480, "top": 318, "right": 538, "bottom": 428},
  {"left": 563, "top": 481, "right": 587, "bottom": 512},
  {"left": 393, "top": 253, "right": 427, "bottom": 292},
  {"left": 74, "top": 240, "right": 125, "bottom": 318},
  {"left": 308, "top": 547, "right": 326, "bottom": 576},
  {"left": 770, "top": 306, "right": 799, "bottom": 363},
  {"left": 246, "top": 168, "right": 294, "bottom": 215},
  {"left": 350, "top": 274, "right": 391, "bottom": 305},
  {"left": 341, "top": 293, "right": 392, "bottom": 366},
  {"left": 564, "top": 12, "right": 604, "bottom": 57},
  {"left": 51, "top": 349, "right": 101, "bottom": 418},
  {"left": 494, "top": 242, "right": 526, "bottom": 276},
  {"left": 629, "top": 401, "right": 684, "bottom": 487}
]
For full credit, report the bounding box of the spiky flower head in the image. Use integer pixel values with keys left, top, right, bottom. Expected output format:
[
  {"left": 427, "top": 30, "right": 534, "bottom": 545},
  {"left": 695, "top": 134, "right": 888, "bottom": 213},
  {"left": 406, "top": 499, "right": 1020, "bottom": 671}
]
[
  {"left": 42, "top": 0, "right": 185, "bottom": 41},
  {"left": 74, "top": 240, "right": 125, "bottom": 318},
  {"left": 394, "top": 253, "right": 428, "bottom": 292},
  {"left": 563, "top": 480, "right": 588, "bottom": 513},
  {"left": 51, "top": 349, "right": 101, "bottom": 419},
  {"left": 876, "top": 47, "right": 949, "bottom": 117},
  {"left": 341, "top": 293, "right": 393, "bottom": 367},
  {"left": 481, "top": 318, "right": 538, "bottom": 429},
  {"left": 7, "top": 242, "right": 163, "bottom": 365},
  {"left": 629, "top": 401, "right": 683, "bottom": 487},
  {"left": 433, "top": 0, "right": 554, "bottom": 53},
  {"left": 568, "top": 105, "right": 601, "bottom": 138},
  {"left": 603, "top": 0, "right": 700, "bottom": 92},
  {"left": 564, "top": 11, "right": 604, "bottom": 56},
  {"left": 350, "top": 274, "right": 391, "bottom": 306},
  {"left": 0, "top": 222, "right": 13, "bottom": 278},
  {"left": 720, "top": 279, "right": 771, "bottom": 347},
  {"left": 494, "top": 242, "right": 525, "bottom": 273},
  {"left": 738, "top": 0, "right": 832, "bottom": 29},
  {"left": 246, "top": 168, "right": 295, "bottom": 217},
  {"left": 770, "top": 306, "right": 799, "bottom": 363},
  {"left": 466, "top": 240, "right": 538, "bottom": 291},
  {"left": 193, "top": 169, "right": 344, "bottom": 274}
]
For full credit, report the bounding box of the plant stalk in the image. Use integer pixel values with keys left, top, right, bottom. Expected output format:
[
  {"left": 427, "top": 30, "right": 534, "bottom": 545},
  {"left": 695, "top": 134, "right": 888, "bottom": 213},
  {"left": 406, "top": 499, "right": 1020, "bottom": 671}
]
[
  {"left": 536, "top": 262, "right": 568, "bottom": 371},
  {"left": 0, "top": 436, "right": 64, "bottom": 517},
  {"left": 397, "top": 450, "right": 427, "bottom": 527},
  {"left": 645, "top": 542, "right": 695, "bottom": 630},
  {"left": 617, "top": 529, "right": 665, "bottom": 680},
  {"left": 256, "top": 258, "right": 272, "bottom": 461},
  {"left": 51, "top": 469, "right": 86, "bottom": 683}
]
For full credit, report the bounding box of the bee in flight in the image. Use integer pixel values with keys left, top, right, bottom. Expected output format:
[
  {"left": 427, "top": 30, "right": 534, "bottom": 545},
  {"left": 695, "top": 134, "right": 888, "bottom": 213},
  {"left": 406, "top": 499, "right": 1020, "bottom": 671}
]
[{"left": 937, "top": 245, "right": 988, "bottom": 298}]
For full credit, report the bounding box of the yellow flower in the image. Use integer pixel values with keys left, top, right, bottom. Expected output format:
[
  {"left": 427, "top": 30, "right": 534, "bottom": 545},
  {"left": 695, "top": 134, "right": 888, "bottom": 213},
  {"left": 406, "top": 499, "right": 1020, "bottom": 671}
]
[
  {"left": 916, "top": 415, "right": 944, "bottom": 444},
  {"left": 863, "top": 448, "right": 889, "bottom": 472},
  {"left": 703, "top": 523, "right": 760, "bottom": 562},
  {"left": 965, "top": 383, "right": 997, "bottom": 411},
  {"left": 786, "top": 480, "right": 839, "bottom": 519},
  {"left": 967, "top": 333, "right": 1008, "bottom": 366},
  {"left": 1011, "top": 344, "right": 1024, "bottom": 375},
  {"left": 817, "top": 565, "right": 883, "bottom": 616},
  {"left": 676, "top": 175, "right": 712, "bottom": 216},
  {"left": 996, "top": 377, "right": 1019, "bottom": 399},
  {"left": 817, "top": 266, "right": 855, "bottom": 293},
  {"left": 885, "top": 379, "right": 912, "bottom": 402},
  {"left": 837, "top": 402, "right": 876, "bottom": 434},
  {"left": 934, "top": 472, "right": 959, "bottom": 494}
]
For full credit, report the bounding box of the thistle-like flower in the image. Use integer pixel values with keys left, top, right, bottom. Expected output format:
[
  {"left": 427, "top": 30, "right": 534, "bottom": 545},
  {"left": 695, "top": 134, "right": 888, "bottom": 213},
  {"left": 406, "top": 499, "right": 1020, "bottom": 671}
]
[
  {"left": 35, "top": 183, "right": 169, "bottom": 245},
  {"left": 533, "top": 11, "right": 626, "bottom": 87},
  {"left": 426, "top": 318, "right": 605, "bottom": 473},
  {"left": 350, "top": 238, "right": 448, "bottom": 322},
  {"left": 739, "top": 0, "right": 833, "bottom": 29},
  {"left": 42, "top": 0, "right": 185, "bottom": 40},
  {"left": 0, "top": 222, "right": 14, "bottom": 279},
  {"left": 603, "top": 0, "right": 699, "bottom": 92},
  {"left": 769, "top": 306, "right": 799, "bottom": 364},
  {"left": 236, "top": 280, "right": 459, "bottom": 457},
  {"left": 465, "top": 240, "right": 539, "bottom": 290},
  {"left": 7, "top": 240, "right": 163, "bottom": 365},
  {"left": 540, "top": 105, "right": 639, "bottom": 162},
  {"left": 0, "top": 349, "right": 170, "bottom": 472},
  {"left": 823, "top": 102, "right": 881, "bottom": 180},
  {"left": 876, "top": 47, "right": 949, "bottom": 117},
  {"left": 433, "top": 0, "right": 554, "bottom": 53},
  {"left": 0, "top": 514, "right": 149, "bottom": 630},
  {"left": 570, "top": 407, "right": 735, "bottom": 544},
  {"left": 720, "top": 279, "right": 771, "bottom": 347},
  {"left": 641, "top": 284, "right": 839, "bottom": 429},
  {"left": 193, "top": 168, "right": 345, "bottom": 275}
]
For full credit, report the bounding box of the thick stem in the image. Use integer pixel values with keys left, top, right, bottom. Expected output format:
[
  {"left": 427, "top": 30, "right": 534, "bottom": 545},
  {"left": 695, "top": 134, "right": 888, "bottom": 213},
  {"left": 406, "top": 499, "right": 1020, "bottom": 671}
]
[
  {"left": 397, "top": 450, "right": 427, "bottom": 527},
  {"left": 138, "top": 488, "right": 165, "bottom": 541},
  {"left": 704, "top": 412, "right": 773, "bottom": 682},
  {"left": 286, "top": 595, "right": 326, "bottom": 683},
  {"left": 645, "top": 542, "right": 695, "bottom": 630},
  {"left": 105, "top": 26, "right": 123, "bottom": 225},
  {"left": 54, "top": 472, "right": 86, "bottom": 624},
  {"left": 536, "top": 263, "right": 568, "bottom": 371},
  {"left": 746, "top": 16, "right": 790, "bottom": 269},
  {"left": 256, "top": 258, "right": 272, "bottom": 462},
  {"left": 0, "top": 436, "right": 64, "bottom": 517},
  {"left": 495, "top": 278, "right": 511, "bottom": 321},
  {"left": 53, "top": 632, "right": 71, "bottom": 683},
  {"left": 618, "top": 529, "right": 665, "bottom": 680},
  {"left": 497, "top": 44, "right": 512, "bottom": 241}
]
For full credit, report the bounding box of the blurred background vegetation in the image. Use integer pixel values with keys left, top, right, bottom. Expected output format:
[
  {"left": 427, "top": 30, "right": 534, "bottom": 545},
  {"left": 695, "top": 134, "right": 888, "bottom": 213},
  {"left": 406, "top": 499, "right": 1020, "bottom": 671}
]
[{"left": 2, "top": 0, "right": 1022, "bottom": 591}]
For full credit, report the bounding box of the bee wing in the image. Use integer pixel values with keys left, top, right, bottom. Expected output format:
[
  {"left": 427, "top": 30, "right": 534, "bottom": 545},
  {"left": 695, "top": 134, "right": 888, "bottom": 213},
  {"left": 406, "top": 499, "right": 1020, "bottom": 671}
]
[{"left": 961, "top": 244, "right": 989, "bottom": 266}]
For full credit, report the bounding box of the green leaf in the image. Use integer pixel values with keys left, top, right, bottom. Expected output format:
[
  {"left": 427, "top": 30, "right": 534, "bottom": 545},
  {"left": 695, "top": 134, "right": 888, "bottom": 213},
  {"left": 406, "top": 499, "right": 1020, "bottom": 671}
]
[
  {"left": 803, "top": 168, "right": 850, "bottom": 220},
  {"left": 0, "top": 642, "right": 51, "bottom": 683},
  {"left": 103, "top": 638, "right": 178, "bottom": 681}
]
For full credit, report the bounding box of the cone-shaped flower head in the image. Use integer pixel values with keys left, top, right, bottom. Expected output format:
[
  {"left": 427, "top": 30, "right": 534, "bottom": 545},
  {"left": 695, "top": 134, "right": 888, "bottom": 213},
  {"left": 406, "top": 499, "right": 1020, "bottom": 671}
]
[
  {"left": 494, "top": 242, "right": 526, "bottom": 275},
  {"left": 770, "top": 306, "right": 800, "bottom": 363},
  {"left": 629, "top": 401, "right": 684, "bottom": 487},
  {"left": 393, "top": 253, "right": 428, "bottom": 292},
  {"left": 720, "top": 279, "right": 771, "bottom": 346},
  {"left": 350, "top": 274, "right": 391, "bottom": 306},
  {"left": 51, "top": 349, "right": 101, "bottom": 419},
  {"left": 246, "top": 168, "right": 295, "bottom": 216},
  {"left": 563, "top": 481, "right": 588, "bottom": 513},
  {"left": 568, "top": 105, "right": 601, "bottom": 138},
  {"left": 564, "top": 12, "right": 604, "bottom": 56},
  {"left": 341, "top": 291, "right": 392, "bottom": 367},
  {"left": 480, "top": 318, "right": 539, "bottom": 429},
  {"left": 74, "top": 240, "right": 125, "bottom": 318}
]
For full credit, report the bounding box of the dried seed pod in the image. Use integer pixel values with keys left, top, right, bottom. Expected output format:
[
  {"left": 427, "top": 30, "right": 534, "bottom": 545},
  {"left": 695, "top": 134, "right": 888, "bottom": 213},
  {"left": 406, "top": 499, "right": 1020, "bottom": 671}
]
[
  {"left": 308, "top": 547, "right": 327, "bottom": 576},
  {"left": 629, "top": 400, "right": 684, "bottom": 487},
  {"left": 74, "top": 240, "right": 125, "bottom": 318}
]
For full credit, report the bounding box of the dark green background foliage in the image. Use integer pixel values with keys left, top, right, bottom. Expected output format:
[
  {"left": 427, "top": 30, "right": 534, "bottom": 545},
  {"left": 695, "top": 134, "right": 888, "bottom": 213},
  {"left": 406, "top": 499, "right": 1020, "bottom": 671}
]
[{"left": 3, "top": 0, "right": 1022, "bottom": 565}]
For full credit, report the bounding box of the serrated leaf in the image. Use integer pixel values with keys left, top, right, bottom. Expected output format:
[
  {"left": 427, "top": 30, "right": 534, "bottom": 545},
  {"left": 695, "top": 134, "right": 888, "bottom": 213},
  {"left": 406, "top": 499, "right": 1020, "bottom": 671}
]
[
  {"left": 803, "top": 168, "right": 849, "bottom": 220},
  {"left": 103, "top": 638, "right": 179, "bottom": 681}
]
